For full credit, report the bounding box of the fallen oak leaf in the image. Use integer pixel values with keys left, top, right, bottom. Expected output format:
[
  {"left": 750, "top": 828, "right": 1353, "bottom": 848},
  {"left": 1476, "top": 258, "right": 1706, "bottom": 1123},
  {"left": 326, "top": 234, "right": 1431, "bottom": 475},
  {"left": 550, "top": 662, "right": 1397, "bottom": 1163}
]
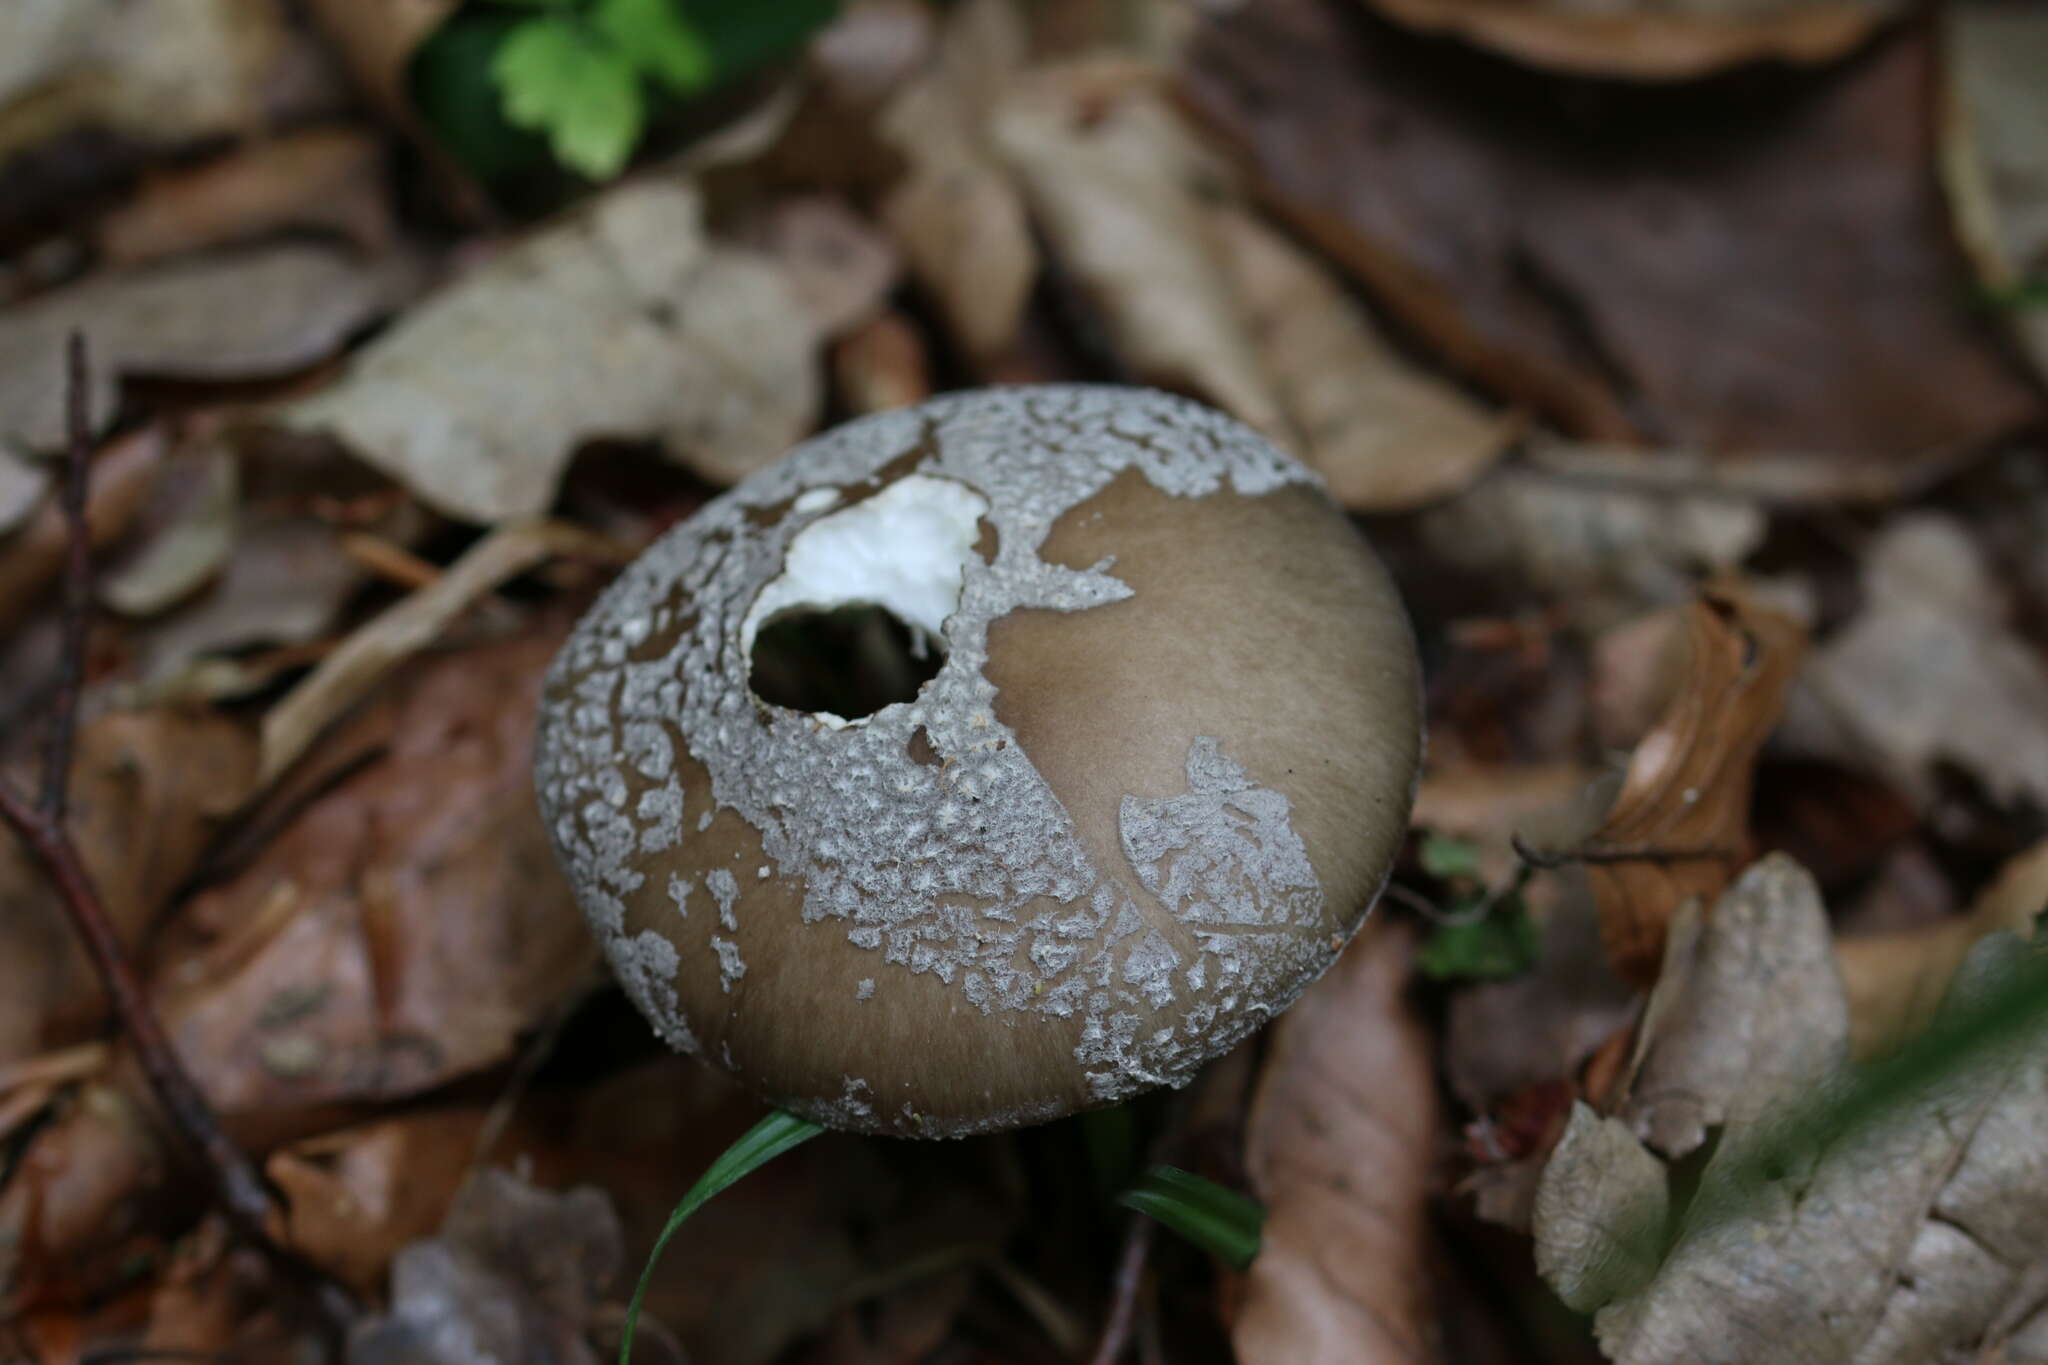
[
  {"left": 1232, "top": 919, "right": 1439, "bottom": 1365},
  {"left": 1568, "top": 589, "right": 1805, "bottom": 983}
]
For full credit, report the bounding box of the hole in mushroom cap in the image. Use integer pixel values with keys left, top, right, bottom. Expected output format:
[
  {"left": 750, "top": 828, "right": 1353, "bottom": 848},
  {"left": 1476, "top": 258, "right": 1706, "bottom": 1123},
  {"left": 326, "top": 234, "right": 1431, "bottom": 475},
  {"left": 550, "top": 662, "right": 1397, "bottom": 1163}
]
[
  {"left": 740, "top": 473, "right": 989, "bottom": 725},
  {"left": 749, "top": 604, "right": 946, "bottom": 719}
]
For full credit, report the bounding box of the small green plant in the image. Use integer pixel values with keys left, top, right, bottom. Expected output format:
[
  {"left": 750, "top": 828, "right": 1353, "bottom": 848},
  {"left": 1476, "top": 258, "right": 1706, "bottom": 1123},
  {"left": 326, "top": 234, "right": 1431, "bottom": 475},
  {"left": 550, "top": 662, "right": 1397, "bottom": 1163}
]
[
  {"left": 1413, "top": 835, "right": 1541, "bottom": 982},
  {"left": 1117, "top": 1164, "right": 1265, "bottom": 1270}
]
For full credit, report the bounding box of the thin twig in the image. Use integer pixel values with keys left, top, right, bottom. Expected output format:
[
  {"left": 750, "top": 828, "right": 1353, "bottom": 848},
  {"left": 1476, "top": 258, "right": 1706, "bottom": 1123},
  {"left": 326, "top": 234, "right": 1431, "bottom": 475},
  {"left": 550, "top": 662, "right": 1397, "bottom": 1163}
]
[
  {"left": 1510, "top": 832, "right": 1741, "bottom": 871},
  {"left": 43, "top": 332, "right": 92, "bottom": 823},
  {"left": 1087, "top": 1214, "right": 1156, "bottom": 1365},
  {"left": 0, "top": 340, "right": 355, "bottom": 1351}
]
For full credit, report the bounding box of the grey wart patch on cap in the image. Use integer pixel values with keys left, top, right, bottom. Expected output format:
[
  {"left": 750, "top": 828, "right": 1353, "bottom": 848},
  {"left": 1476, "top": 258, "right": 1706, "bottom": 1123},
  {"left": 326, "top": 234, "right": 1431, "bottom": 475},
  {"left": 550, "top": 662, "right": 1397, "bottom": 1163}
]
[{"left": 535, "top": 386, "right": 1325, "bottom": 1116}]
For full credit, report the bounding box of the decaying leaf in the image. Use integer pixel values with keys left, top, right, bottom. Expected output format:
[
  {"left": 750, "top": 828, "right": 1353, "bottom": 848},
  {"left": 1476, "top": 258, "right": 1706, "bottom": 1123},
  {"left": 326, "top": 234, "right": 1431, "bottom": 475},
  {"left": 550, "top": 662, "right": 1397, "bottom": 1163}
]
[
  {"left": 347, "top": 1167, "right": 624, "bottom": 1365},
  {"left": 157, "top": 622, "right": 597, "bottom": 1117},
  {"left": 1182, "top": 3, "right": 2040, "bottom": 461},
  {"left": 0, "top": 242, "right": 418, "bottom": 452},
  {"left": 1359, "top": 0, "right": 1900, "bottom": 81},
  {"left": 97, "top": 442, "right": 238, "bottom": 618},
  {"left": 1209, "top": 204, "right": 1520, "bottom": 510},
  {"left": 94, "top": 128, "right": 393, "bottom": 267},
  {"left": 1416, "top": 459, "right": 1766, "bottom": 623},
  {"left": 265, "top": 178, "right": 820, "bottom": 520},
  {"left": 1940, "top": 0, "right": 2048, "bottom": 387},
  {"left": 877, "top": 0, "right": 1037, "bottom": 360},
  {"left": 0, "top": 706, "right": 258, "bottom": 1063},
  {"left": 1233, "top": 921, "right": 1439, "bottom": 1365},
  {"left": 1797, "top": 512, "right": 2048, "bottom": 810},
  {"left": 1579, "top": 591, "right": 1805, "bottom": 982},
  {"left": 1536, "top": 855, "right": 2048, "bottom": 1365},
  {"left": 993, "top": 66, "right": 1286, "bottom": 436},
  {"left": 1838, "top": 840, "right": 2048, "bottom": 1059}
]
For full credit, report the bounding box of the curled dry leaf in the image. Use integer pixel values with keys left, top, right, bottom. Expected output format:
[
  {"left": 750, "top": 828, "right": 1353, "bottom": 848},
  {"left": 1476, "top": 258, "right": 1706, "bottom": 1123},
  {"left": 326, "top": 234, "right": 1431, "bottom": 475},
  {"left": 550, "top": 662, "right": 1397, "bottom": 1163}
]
[
  {"left": 94, "top": 127, "right": 393, "bottom": 267},
  {"left": 1795, "top": 512, "right": 2048, "bottom": 810},
  {"left": 1209, "top": 205, "right": 1520, "bottom": 511},
  {"left": 1233, "top": 920, "right": 1439, "bottom": 1365},
  {"left": 266, "top": 178, "right": 820, "bottom": 520},
  {"left": 1358, "top": 0, "right": 1900, "bottom": 81},
  {"left": 1940, "top": 0, "right": 2048, "bottom": 387},
  {"left": 1181, "top": 1, "right": 2039, "bottom": 461},
  {"left": 877, "top": 0, "right": 1038, "bottom": 359},
  {"left": 1580, "top": 591, "right": 1804, "bottom": 983},
  {"left": 157, "top": 621, "right": 597, "bottom": 1119},
  {"left": 0, "top": 242, "right": 419, "bottom": 452},
  {"left": 1537, "top": 855, "right": 2048, "bottom": 1365},
  {"left": 1837, "top": 840, "right": 2048, "bottom": 1059},
  {"left": 992, "top": 66, "right": 1286, "bottom": 436},
  {"left": 0, "top": 705, "right": 257, "bottom": 1063}
]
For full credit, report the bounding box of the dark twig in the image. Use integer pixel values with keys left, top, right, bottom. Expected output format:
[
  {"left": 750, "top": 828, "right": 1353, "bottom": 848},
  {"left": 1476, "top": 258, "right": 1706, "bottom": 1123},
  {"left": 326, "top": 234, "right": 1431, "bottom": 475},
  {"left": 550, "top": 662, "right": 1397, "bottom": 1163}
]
[
  {"left": 1510, "top": 832, "right": 1741, "bottom": 871},
  {"left": 0, "top": 339, "right": 355, "bottom": 1351},
  {"left": 1086, "top": 1214, "right": 1156, "bottom": 1365}
]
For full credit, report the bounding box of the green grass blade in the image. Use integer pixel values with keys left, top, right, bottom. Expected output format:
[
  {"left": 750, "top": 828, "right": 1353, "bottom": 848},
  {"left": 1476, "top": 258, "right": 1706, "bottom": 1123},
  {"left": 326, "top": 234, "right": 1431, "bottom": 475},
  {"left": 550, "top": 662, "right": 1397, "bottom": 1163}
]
[
  {"left": 1116, "top": 1164, "right": 1263, "bottom": 1270},
  {"left": 619, "top": 1110, "right": 824, "bottom": 1362}
]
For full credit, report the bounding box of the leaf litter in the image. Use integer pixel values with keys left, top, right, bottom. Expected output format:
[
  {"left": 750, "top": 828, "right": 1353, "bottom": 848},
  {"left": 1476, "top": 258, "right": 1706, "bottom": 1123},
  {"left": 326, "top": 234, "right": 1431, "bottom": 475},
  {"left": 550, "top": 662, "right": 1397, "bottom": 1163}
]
[{"left": 3, "top": 0, "right": 2048, "bottom": 1360}]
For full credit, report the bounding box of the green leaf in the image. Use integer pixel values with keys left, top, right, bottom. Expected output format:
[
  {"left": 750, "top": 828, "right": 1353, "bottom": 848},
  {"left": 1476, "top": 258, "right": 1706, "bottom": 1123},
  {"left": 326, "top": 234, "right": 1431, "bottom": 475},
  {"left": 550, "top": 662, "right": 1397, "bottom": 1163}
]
[
  {"left": 1417, "top": 894, "right": 1541, "bottom": 981},
  {"left": 491, "top": 15, "right": 645, "bottom": 180},
  {"left": 619, "top": 1111, "right": 824, "bottom": 1363},
  {"left": 1116, "top": 1164, "right": 1263, "bottom": 1270},
  {"left": 594, "top": 0, "right": 714, "bottom": 92},
  {"left": 1418, "top": 833, "right": 1483, "bottom": 881}
]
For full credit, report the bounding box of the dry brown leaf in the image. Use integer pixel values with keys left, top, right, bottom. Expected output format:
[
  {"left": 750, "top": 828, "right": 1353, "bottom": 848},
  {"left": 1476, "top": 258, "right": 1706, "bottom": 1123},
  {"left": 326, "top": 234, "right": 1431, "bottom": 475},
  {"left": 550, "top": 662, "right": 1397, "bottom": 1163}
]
[
  {"left": 0, "top": 242, "right": 419, "bottom": 452},
  {"left": 876, "top": 0, "right": 1037, "bottom": 359},
  {"left": 1837, "top": 840, "right": 2048, "bottom": 1059},
  {"left": 1580, "top": 591, "right": 1804, "bottom": 983},
  {"left": 0, "top": 705, "right": 257, "bottom": 1063},
  {"left": 1234, "top": 920, "right": 1439, "bottom": 1365},
  {"left": 1795, "top": 512, "right": 2048, "bottom": 810},
  {"left": 94, "top": 128, "right": 392, "bottom": 267},
  {"left": 1537, "top": 855, "right": 2048, "bottom": 1365},
  {"left": 1181, "top": 4, "right": 2040, "bottom": 461},
  {"left": 1940, "top": 0, "right": 2048, "bottom": 387},
  {"left": 992, "top": 67, "right": 1287, "bottom": 437},
  {"left": 258, "top": 518, "right": 625, "bottom": 789},
  {"left": 1208, "top": 205, "right": 1521, "bottom": 511},
  {"left": 1360, "top": 0, "right": 1899, "bottom": 81},
  {"left": 266, "top": 178, "right": 819, "bottom": 519},
  {"left": 158, "top": 622, "right": 596, "bottom": 1119}
]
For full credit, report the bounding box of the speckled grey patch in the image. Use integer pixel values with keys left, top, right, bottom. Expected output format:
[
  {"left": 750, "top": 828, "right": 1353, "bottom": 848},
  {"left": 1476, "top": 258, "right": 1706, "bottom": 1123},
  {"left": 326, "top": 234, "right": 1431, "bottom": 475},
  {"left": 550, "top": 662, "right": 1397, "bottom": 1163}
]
[
  {"left": 535, "top": 385, "right": 1325, "bottom": 1120},
  {"left": 707, "top": 867, "right": 739, "bottom": 931},
  {"left": 711, "top": 935, "right": 745, "bottom": 992}
]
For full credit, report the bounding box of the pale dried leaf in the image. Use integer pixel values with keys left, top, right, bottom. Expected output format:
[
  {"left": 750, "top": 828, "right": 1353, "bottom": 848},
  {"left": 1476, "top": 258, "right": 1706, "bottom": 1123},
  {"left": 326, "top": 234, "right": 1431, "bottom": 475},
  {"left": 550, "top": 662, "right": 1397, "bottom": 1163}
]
[
  {"left": 1209, "top": 205, "right": 1518, "bottom": 510},
  {"left": 1583, "top": 592, "right": 1806, "bottom": 982},
  {"left": 1417, "top": 461, "right": 1766, "bottom": 626},
  {"left": 1360, "top": 0, "right": 1899, "bottom": 80},
  {"left": 0, "top": 427, "right": 164, "bottom": 630},
  {"left": 993, "top": 70, "right": 1286, "bottom": 436},
  {"left": 747, "top": 195, "right": 901, "bottom": 338},
  {"left": 98, "top": 443, "right": 238, "bottom": 618},
  {"left": 0, "top": 449, "right": 46, "bottom": 535},
  {"left": 1940, "top": 0, "right": 2048, "bottom": 386},
  {"left": 1533, "top": 1104, "right": 1666, "bottom": 1313},
  {"left": 876, "top": 0, "right": 1036, "bottom": 358},
  {"left": 0, "top": 244, "right": 418, "bottom": 452},
  {"left": 1617, "top": 857, "right": 1846, "bottom": 1157},
  {"left": 1800, "top": 513, "right": 2048, "bottom": 809},
  {"left": 268, "top": 179, "right": 820, "bottom": 520},
  {"left": 1234, "top": 921, "right": 1438, "bottom": 1365},
  {"left": 1838, "top": 840, "right": 2048, "bottom": 1058},
  {"left": 259, "top": 519, "right": 625, "bottom": 789}
]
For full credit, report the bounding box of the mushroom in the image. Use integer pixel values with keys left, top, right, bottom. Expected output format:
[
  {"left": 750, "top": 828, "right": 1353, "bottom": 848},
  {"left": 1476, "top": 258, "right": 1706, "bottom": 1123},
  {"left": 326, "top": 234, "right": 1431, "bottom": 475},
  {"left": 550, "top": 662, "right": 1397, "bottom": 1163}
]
[{"left": 535, "top": 385, "right": 1422, "bottom": 1137}]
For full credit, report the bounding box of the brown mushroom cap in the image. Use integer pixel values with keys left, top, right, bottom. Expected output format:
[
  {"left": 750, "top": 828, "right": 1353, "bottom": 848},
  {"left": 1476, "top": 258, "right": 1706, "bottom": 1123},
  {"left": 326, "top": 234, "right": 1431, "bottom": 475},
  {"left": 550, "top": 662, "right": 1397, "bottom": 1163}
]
[{"left": 535, "top": 386, "right": 1421, "bottom": 1137}]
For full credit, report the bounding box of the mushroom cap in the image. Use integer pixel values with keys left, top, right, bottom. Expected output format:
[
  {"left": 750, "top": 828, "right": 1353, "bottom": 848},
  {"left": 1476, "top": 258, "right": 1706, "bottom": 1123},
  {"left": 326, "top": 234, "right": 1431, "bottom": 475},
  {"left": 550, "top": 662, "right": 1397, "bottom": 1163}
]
[{"left": 535, "top": 386, "right": 1421, "bottom": 1137}]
